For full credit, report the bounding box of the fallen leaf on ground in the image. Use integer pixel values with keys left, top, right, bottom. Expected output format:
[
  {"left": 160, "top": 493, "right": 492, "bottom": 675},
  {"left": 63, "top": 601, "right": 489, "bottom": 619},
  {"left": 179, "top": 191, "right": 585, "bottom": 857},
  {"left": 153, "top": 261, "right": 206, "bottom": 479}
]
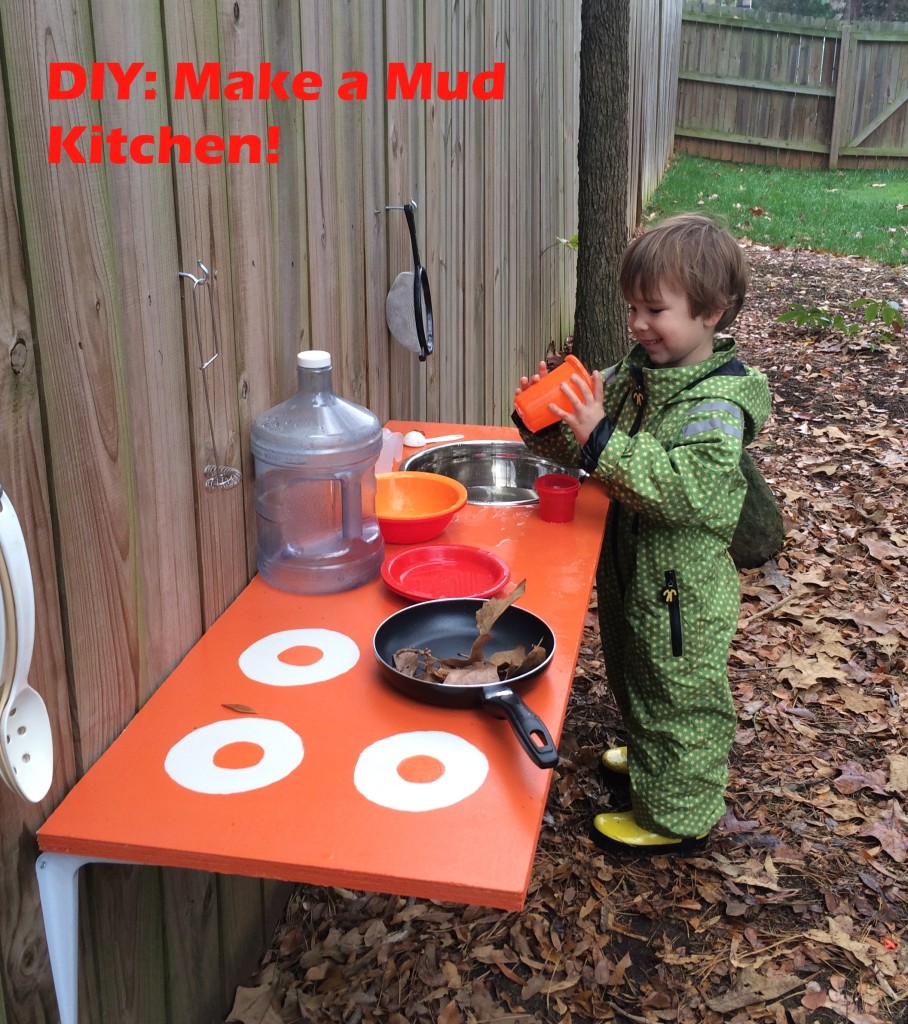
[{"left": 705, "top": 967, "right": 802, "bottom": 1011}]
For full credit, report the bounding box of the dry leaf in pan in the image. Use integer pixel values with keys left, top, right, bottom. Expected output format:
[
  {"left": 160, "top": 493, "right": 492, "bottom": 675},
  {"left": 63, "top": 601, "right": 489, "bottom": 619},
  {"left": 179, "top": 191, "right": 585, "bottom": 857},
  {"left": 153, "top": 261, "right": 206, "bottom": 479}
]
[
  {"left": 392, "top": 581, "right": 542, "bottom": 684},
  {"left": 475, "top": 579, "right": 526, "bottom": 634}
]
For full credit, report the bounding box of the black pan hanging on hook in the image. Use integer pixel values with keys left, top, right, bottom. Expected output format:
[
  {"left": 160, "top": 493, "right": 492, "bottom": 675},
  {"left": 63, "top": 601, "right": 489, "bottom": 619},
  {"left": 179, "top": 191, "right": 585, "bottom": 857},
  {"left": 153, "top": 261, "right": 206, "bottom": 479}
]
[{"left": 385, "top": 201, "right": 434, "bottom": 361}]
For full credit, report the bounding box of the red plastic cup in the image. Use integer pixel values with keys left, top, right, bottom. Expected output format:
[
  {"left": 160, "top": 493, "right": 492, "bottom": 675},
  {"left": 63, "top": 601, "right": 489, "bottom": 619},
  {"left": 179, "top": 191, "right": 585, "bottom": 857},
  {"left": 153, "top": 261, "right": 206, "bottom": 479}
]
[
  {"left": 513, "top": 355, "right": 594, "bottom": 432},
  {"left": 534, "top": 473, "right": 581, "bottom": 523}
]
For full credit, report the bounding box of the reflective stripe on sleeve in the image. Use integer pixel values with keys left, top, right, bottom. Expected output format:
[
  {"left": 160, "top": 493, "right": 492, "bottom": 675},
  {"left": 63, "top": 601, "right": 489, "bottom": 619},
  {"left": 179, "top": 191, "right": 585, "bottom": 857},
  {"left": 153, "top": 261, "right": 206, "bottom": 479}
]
[
  {"left": 680, "top": 418, "right": 744, "bottom": 439},
  {"left": 687, "top": 400, "right": 742, "bottom": 420}
]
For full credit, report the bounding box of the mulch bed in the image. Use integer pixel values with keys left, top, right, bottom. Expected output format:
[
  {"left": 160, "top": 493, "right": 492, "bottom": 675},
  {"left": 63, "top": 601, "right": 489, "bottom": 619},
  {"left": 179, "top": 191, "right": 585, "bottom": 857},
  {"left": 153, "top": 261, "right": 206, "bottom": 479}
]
[{"left": 226, "top": 245, "right": 908, "bottom": 1024}]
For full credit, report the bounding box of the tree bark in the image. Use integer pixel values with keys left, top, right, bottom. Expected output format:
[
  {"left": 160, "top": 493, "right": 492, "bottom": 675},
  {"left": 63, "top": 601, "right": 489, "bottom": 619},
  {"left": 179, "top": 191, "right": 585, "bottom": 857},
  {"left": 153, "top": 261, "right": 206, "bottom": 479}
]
[{"left": 572, "top": 0, "right": 631, "bottom": 370}]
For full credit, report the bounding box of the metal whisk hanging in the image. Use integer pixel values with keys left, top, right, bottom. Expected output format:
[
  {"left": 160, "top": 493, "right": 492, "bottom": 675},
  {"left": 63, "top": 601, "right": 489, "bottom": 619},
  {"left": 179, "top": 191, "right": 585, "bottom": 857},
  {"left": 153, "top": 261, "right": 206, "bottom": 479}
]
[{"left": 178, "top": 260, "right": 242, "bottom": 490}]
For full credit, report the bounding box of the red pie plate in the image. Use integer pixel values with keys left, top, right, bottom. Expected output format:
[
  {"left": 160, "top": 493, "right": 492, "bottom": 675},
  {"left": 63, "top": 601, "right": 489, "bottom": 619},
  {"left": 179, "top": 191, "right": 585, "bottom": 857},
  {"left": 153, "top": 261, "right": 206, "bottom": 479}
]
[{"left": 381, "top": 544, "right": 511, "bottom": 602}]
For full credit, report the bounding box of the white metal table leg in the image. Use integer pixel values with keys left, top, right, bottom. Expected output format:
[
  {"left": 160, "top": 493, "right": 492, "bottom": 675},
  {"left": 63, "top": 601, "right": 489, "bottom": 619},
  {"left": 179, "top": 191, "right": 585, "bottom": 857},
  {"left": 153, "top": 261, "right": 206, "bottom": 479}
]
[{"left": 36, "top": 852, "right": 138, "bottom": 1024}]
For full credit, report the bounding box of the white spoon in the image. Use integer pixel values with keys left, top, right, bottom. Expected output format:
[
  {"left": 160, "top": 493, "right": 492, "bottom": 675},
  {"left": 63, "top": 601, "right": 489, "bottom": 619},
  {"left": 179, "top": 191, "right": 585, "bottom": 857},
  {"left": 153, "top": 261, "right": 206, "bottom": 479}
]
[
  {"left": 402, "top": 431, "right": 465, "bottom": 448},
  {"left": 0, "top": 490, "right": 53, "bottom": 803}
]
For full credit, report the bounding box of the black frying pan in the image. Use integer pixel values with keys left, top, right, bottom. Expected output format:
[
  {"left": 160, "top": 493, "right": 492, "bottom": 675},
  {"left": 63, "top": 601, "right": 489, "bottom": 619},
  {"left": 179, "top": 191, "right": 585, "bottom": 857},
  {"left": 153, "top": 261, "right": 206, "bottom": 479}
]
[{"left": 373, "top": 598, "right": 558, "bottom": 769}]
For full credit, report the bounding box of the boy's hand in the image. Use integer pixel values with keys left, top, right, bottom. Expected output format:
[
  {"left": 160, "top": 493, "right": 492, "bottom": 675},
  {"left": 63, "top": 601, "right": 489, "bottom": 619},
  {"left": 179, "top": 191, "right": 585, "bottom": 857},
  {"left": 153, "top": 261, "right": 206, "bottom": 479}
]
[
  {"left": 556, "top": 371, "right": 604, "bottom": 446},
  {"left": 514, "top": 361, "right": 549, "bottom": 398}
]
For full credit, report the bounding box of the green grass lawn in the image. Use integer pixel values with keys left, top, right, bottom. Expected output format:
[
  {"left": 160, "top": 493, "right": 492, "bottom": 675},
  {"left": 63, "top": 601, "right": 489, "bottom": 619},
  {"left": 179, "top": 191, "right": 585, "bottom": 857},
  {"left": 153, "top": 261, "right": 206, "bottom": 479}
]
[{"left": 644, "top": 155, "right": 908, "bottom": 266}]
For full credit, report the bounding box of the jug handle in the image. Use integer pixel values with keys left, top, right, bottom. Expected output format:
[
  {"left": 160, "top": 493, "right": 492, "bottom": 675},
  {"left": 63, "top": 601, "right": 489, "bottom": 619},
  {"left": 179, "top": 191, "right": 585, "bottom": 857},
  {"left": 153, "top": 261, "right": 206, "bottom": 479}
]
[{"left": 340, "top": 477, "right": 363, "bottom": 540}]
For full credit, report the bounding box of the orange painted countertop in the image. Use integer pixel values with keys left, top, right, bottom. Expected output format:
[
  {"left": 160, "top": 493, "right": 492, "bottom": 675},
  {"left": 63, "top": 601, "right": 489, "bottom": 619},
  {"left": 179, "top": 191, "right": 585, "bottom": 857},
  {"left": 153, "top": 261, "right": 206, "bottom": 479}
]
[{"left": 38, "top": 423, "right": 608, "bottom": 910}]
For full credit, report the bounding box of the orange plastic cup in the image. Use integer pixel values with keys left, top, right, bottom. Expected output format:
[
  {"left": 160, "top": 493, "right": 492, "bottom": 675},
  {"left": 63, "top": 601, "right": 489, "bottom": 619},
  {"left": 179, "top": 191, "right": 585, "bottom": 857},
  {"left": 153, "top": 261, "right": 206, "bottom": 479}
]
[{"left": 514, "top": 355, "right": 594, "bottom": 432}]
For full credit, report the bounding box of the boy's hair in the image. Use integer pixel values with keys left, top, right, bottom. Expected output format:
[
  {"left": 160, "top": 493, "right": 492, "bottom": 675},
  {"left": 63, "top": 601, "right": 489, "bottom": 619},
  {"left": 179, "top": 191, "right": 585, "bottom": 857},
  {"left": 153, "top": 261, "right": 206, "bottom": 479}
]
[{"left": 619, "top": 213, "right": 747, "bottom": 332}]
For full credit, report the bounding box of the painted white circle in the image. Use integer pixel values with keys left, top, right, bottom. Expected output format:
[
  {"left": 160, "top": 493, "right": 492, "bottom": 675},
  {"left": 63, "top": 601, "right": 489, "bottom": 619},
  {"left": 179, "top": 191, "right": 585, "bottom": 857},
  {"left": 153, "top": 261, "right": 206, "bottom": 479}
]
[
  {"left": 354, "top": 731, "right": 489, "bottom": 812},
  {"left": 165, "top": 718, "right": 304, "bottom": 795},
  {"left": 238, "top": 628, "right": 359, "bottom": 687}
]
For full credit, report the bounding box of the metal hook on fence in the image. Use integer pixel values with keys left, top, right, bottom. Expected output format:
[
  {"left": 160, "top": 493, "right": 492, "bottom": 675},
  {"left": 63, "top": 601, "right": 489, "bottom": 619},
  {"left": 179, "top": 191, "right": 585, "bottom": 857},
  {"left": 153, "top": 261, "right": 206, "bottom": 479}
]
[
  {"left": 376, "top": 201, "right": 434, "bottom": 361},
  {"left": 178, "top": 260, "right": 241, "bottom": 491},
  {"left": 375, "top": 198, "right": 419, "bottom": 215}
]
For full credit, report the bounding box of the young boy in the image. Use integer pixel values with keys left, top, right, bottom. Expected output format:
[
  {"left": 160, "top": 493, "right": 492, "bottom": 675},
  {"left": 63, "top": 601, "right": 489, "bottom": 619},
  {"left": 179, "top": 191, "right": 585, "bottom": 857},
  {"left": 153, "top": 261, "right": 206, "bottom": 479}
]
[{"left": 514, "top": 213, "right": 772, "bottom": 855}]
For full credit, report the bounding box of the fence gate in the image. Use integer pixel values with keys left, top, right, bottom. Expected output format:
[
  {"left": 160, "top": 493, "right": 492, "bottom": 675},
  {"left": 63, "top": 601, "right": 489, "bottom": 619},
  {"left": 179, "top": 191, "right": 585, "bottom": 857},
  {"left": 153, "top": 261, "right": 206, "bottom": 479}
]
[
  {"left": 677, "top": 5, "right": 908, "bottom": 170},
  {"left": 830, "top": 22, "right": 908, "bottom": 166}
]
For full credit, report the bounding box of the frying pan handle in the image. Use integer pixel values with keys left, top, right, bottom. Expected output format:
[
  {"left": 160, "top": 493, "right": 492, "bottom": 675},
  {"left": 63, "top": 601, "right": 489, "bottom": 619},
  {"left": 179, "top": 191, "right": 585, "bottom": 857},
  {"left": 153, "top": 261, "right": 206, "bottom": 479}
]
[{"left": 480, "top": 686, "right": 559, "bottom": 769}]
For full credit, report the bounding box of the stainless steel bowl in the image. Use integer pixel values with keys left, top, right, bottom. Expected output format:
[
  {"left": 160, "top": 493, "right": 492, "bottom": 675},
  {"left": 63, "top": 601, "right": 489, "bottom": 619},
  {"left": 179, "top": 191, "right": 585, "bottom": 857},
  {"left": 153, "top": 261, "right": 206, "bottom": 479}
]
[{"left": 398, "top": 441, "right": 582, "bottom": 505}]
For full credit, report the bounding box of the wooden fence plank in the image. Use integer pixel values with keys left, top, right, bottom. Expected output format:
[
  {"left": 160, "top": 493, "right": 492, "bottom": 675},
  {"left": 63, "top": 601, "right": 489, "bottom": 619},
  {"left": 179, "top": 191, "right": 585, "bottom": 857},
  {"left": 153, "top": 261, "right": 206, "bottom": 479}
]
[
  {"left": 719, "top": 20, "right": 738, "bottom": 159},
  {"left": 422, "top": 2, "right": 445, "bottom": 422},
  {"left": 432, "top": 0, "right": 466, "bottom": 421},
  {"left": 516, "top": 0, "right": 538, "bottom": 400},
  {"left": 463, "top": 0, "right": 488, "bottom": 426},
  {"left": 554, "top": 0, "right": 579, "bottom": 347},
  {"left": 158, "top": 2, "right": 250, "bottom": 1020},
  {"left": 209, "top": 1, "right": 284, "bottom": 1000},
  {"left": 163, "top": 0, "right": 248, "bottom": 629},
  {"left": 220, "top": 0, "right": 281, "bottom": 577},
  {"left": 160, "top": 868, "right": 222, "bottom": 1023},
  {"left": 486, "top": 0, "right": 508, "bottom": 423},
  {"left": 92, "top": 0, "right": 203, "bottom": 698},
  {"left": 813, "top": 34, "right": 838, "bottom": 146},
  {"left": 563, "top": 1, "right": 580, "bottom": 339},
  {"left": 830, "top": 24, "right": 853, "bottom": 166},
  {"left": 262, "top": 0, "right": 310, "bottom": 398},
  {"left": 82, "top": 865, "right": 166, "bottom": 1024},
  {"left": 656, "top": 0, "right": 683, "bottom": 195},
  {"left": 643, "top": 0, "right": 665, "bottom": 207},
  {"left": 627, "top": 0, "right": 643, "bottom": 228},
  {"left": 299, "top": 6, "right": 347, "bottom": 396},
  {"left": 356, "top": 1, "right": 395, "bottom": 425},
  {"left": 538, "top": 0, "right": 555, "bottom": 356},
  {"left": 384, "top": 0, "right": 426, "bottom": 421},
  {"left": 84, "top": 0, "right": 207, "bottom": 1013},
  {"left": 331, "top": 10, "right": 369, "bottom": 407}
]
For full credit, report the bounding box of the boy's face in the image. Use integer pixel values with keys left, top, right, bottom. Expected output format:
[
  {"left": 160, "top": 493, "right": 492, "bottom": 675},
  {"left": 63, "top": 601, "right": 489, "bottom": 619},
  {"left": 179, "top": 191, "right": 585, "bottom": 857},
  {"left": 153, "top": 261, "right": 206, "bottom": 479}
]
[{"left": 625, "top": 280, "right": 722, "bottom": 369}]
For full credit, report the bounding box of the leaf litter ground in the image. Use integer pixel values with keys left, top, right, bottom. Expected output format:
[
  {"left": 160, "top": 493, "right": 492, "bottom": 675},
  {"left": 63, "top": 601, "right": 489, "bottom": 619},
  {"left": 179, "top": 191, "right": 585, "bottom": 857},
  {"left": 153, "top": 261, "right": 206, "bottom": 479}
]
[{"left": 227, "top": 246, "right": 908, "bottom": 1024}]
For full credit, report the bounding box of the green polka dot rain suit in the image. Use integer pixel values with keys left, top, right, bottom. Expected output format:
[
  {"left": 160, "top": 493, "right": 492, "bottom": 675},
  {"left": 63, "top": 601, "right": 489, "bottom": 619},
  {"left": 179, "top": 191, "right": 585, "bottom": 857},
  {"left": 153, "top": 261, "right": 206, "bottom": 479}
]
[{"left": 521, "top": 337, "right": 772, "bottom": 837}]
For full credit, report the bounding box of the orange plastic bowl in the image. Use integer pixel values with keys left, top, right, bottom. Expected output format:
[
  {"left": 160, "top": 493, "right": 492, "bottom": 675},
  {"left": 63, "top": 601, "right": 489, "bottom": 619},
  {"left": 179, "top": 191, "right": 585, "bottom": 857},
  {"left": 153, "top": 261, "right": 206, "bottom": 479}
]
[{"left": 376, "top": 472, "right": 469, "bottom": 544}]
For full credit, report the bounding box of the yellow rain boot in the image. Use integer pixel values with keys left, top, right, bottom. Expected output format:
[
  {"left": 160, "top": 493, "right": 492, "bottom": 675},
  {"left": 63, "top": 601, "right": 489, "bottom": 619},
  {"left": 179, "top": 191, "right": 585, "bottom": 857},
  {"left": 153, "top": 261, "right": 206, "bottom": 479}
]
[
  {"left": 600, "top": 745, "right": 629, "bottom": 775},
  {"left": 598, "top": 745, "right": 631, "bottom": 805},
  {"left": 590, "top": 811, "right": 709, "bottom": 857}
]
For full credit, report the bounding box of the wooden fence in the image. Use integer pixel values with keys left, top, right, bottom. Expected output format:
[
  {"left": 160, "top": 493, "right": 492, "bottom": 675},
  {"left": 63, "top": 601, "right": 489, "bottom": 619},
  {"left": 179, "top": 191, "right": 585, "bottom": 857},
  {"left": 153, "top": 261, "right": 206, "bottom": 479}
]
[
  {"left": 676, "top": 4, "right": 908, "bottom": 168},
  {"left": 630, "top": 0, "right": 684, "bottom": 224},
  {"left": 0, "top": 1, "right": 682, "bottom": 1021}
]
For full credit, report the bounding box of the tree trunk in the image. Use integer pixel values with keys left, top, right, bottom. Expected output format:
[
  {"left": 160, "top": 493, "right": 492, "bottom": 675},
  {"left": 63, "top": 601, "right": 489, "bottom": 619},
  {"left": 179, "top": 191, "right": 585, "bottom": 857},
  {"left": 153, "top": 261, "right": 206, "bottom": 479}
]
[{"left": 572, "top": 0, "right": 630, "bottom": 370}]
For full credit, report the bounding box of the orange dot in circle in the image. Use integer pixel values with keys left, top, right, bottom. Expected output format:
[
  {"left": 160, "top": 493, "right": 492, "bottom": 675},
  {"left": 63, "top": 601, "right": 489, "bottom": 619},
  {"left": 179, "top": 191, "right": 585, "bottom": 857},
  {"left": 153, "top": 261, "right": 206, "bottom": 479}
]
[
  {"left": 396, "top": 755, "right": 445, "bottom": 784},
  {"left": 277, "top": 645, "right": 323, "bottom": 667},
  {"left": 212, "top": 742, "right": 265, "bottom": 770}
]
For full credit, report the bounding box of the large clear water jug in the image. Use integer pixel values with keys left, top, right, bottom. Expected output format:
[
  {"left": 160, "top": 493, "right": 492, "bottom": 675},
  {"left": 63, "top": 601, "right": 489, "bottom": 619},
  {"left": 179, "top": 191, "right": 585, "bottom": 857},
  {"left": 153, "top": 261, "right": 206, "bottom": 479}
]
[{"left": 251, "top": 350, "right": 384, "bottom": 594}]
